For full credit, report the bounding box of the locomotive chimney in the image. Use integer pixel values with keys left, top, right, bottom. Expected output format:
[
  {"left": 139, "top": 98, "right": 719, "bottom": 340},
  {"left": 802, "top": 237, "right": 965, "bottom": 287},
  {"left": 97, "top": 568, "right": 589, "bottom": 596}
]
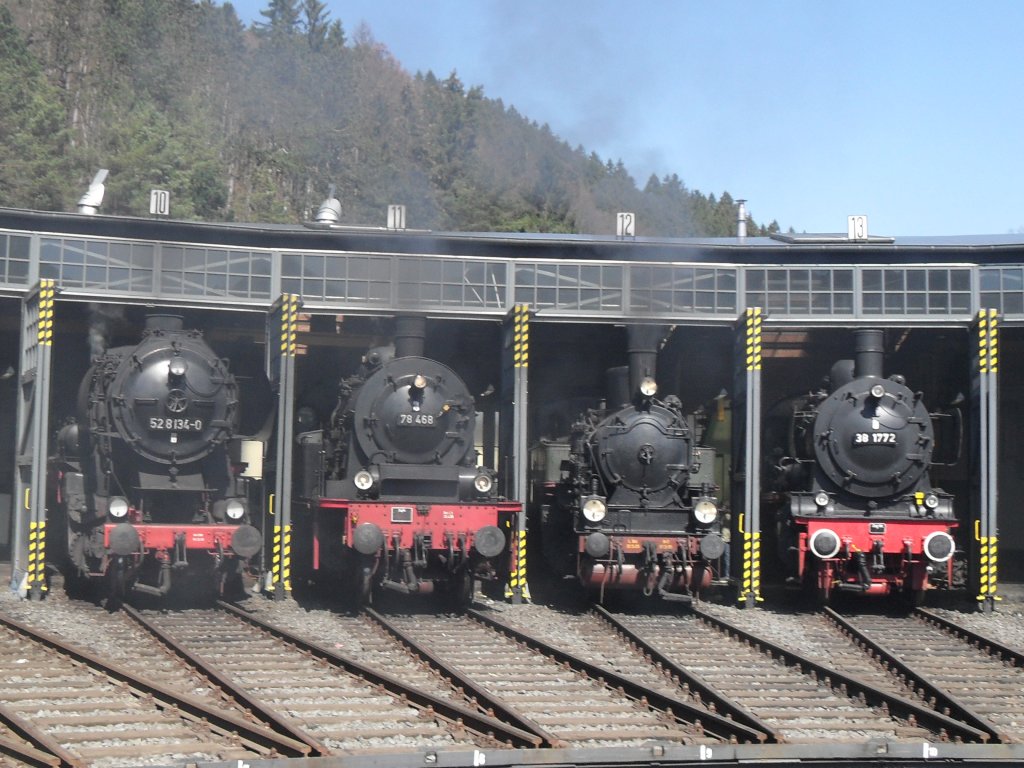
[
  {"left": 627, "top": 324, "right": 664, "bottom": 397},
  {"left": 854, "top": 329, "right": 885, "bottom": 379},
  {"left": 145, "top": 314, "right": 184, "bottom": 332},
  {"left": 394, "top": 315, "right": 426, "bottom": 358}
]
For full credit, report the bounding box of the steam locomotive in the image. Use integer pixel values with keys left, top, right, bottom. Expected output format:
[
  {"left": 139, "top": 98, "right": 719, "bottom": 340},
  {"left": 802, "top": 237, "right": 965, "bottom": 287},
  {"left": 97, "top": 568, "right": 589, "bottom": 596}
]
[
  {"left": 51, "top": 315, "right": 264, "bottom": 601},
  {"left": 768, "top": 330, "right": 959, "bottom": 603},
  {"left": 294, "top": 317, "right": 518, "bottom": 606},
  {"left": 531, "top": 326, "right": 725, "bottom": 602}
]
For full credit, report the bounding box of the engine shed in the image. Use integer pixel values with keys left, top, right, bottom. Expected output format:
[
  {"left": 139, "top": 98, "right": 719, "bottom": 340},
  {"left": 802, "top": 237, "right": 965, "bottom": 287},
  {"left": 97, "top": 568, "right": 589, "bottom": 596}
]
[{"left": 0, "top": 205, "right": 1019, "bottom": 609}]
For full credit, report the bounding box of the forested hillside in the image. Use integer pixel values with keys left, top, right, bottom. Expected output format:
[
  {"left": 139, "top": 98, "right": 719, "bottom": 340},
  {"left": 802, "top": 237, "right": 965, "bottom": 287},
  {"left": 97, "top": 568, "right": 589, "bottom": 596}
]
[{"left": 0, "top": 0, "right": 781, "bottom": 236}]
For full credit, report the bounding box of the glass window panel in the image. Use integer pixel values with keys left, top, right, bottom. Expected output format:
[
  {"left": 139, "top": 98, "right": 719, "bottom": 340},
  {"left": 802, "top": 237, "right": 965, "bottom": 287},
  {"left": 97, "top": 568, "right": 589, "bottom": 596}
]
[
  {"left": 131, "top": 272, "right": 152, "bottom": 291},
  {"left": 0, "top": 236, "right": 6, "bottom": 260},
  {"left": 62, "top": 264, "right": 83, "bottom": 283},
  {"left": 979, "top": 269, "right": 1000, "bottom": 292},
  {"left": 303, "top": 254, "right": 324, "bottom": 278},
  {"left": 884, "top": 294, "right": 905, "bottom": 312},
  {"left": 206, "top": 273, "right": 227, "bottom": 293},
  {"left": 652, "top": 290, "right": 671, "bottom": 310},
  {"left": 833, "top": 270, "right": 853, "bottom": 291},
  {"left": 906, "top": 271, "right": 926, "bottom": 291},
  {"left": 884, "top": 270, "right": 905, "bottom": 291},
  {"left": 251, "top": 254, "right": 271, "bottom": 276},
  {"left": 767, "top": 293, "right": 788, "bottom": 312},
  {"left": 369, "top": 281, "right": 390, "bottom": 301},
  {"left": 348, "top": 258, "right": 370, "bottom": 280},
  {"left": 951, "top": 294, "right": 971, "bottom": 313},
  {"left": 907, "top": 293, "right": 927, "bottom": 312},
  {"left": 580, "top": 265, "right": 601, "bottom": 287},
  {"left": 7, "top": 258, "right": 27, "bottom": 281},
  {"left": 87, "top": 241, "right": 108, "bottom": 262},
  {"left": 229, "top": 275, "right": 250, "bottom": 294},
  {"left": 281, "top": 253, "right": 302, "bottom": 275},
  {"left": 928, "top": 293, "right": 949, "bottom": 311},
  {"left": 603, "top": 267, "right": 623, "bottom": 288},
  {"left": 631, "top": 266, "right": 652, "bottom": 288},
  {"left": 789, "top": 292, "right": 810, "bottom": 313},
  {"left": 951, "top": 270, "right": 970, "bottom": 291},
  {"left": 443, "top": 261, "right": 464, "bottom": 283},
  {"left": 537, "top": 287, "right": 556, "bottom": 306},
  {"left": 862, "top": 270, "right": 882, "bottom": 291},
  {"left": 1004, "top": 268, "right": 1023, "bottom": 291},
  {"left": 63, "top": 240, "right": 85, "bottom": 264},
  {"left": 789, "top": 270, "right": 810, "bottom": 292},
  {"left": 514, "top": 286, "right": 534, "bottom": 304},
  {"left": 252, "top": 276, "right": 271, "bottom": 296},
  {"left": 811, "top": 269, "right": 831, "bottom": 291},
  {"left": 163, "top": 247, "right": 183, "bottom": 270},
  {"left": 746, "top": 270, "right": 764, "bottom": 291},
  {"left": 185, "top": 248, "right": 206, "bottom": 270},
  {"left": 863, "top": 293, "right": 882, "bottom": 312},
  {"left": 718, "top": 270, "right": 736, "bottom": 291},
  {"left": 812, "top": 293, "right": 831, "bottom": 312},
  {"left": 443, "top": 284, "right": 462, "bottom": 303},
  {"left": 206, "top": 249, "right": 229, "bottom": 271},
  {"left": 536, "top": 267, "right": 557, "bottom": 287},
  {"left": 86, "top": 265, "right": 106, "bottom": 284},
  {"left": 40, "top": 263, "right": 59, "bottom": 279},
  {"left": 1005, "top": 294, "right": 1024, "bottom": 314},
  {"left": 10, "top": 236, "right": 29, "bottom": 260},
  {"left": 767, "top": 271, "right": 787, "bottom": 291},
  {"left": 928, "top": 270, "right": 949, "bottom": 291},
  {"left": 132, "top": 244, "right": 153, "bottom": 268},
  {"left": 557, "top": 264, "right": 580, "bottom": 284},
  {"left": 108, "top": 267, "right": 129, "bottom": 286},
  {"left": 696, "top": 290, "right": 715, "bottom": 310}
]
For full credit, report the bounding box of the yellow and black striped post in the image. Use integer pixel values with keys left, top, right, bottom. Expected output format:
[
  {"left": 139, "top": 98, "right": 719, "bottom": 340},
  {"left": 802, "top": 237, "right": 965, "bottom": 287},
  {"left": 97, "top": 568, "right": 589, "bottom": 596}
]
[
  {"left": 503, "top": 303, "right": 531, "bottom": 603},
  {"left": 268, "top": 294, "right": 301, "bottom": 599},
  {"left": 974, "top": 309, "right": 999, "bottom": 610},
  {"left": 738, "top": 308, "right": 764, "bottom": 606}
]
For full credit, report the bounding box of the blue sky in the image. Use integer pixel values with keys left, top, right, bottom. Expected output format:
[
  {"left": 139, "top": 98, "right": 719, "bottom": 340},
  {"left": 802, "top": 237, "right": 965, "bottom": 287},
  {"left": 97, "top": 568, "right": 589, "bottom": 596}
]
[{"left": 228, "top": 1, "right": 1023, "bottom": 237}]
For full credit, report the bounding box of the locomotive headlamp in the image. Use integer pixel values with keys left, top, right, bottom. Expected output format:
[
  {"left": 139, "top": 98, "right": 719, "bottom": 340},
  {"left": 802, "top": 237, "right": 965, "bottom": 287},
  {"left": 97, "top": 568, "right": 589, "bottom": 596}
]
[
  {"left": 109, "top": 496, "right": 130, "bottom": 519},
  {"left": 412, "top": 374, "right": 428, "bottom": 389},
  {"left": 923, "top": 493, "right": 940, "bottom": 510},
  {"left": 693, "top": 498, "right": 718, "bottom": 525},
  {"left": 582, "top": 496, "right": 607, "bottom": 523},
  {"left": 353, "top": 470, "right": 375, "bottom": 491},
  {"left": 814, "top": 491, "right": 830, "bottom": 508},
  {"left": 225, "top": 500, "right": 245, "bottom": 520},
  {"left": 808, "top": 528, "right": 842, "bottom": 559},
  {"left": 168, "top": 356, "right": 187, "bottom": 378},
  {"left": 869, "top": 383, "right": 885, "bottom": 399},
  {"left": 639, "top": 377, "right": 658, "bottom": 397},
  {"left": 473, "top": 473, "right": 493, "bottom": 494},
  {"left": 923, "top": 531, "right": 955, "bottom": 562}
]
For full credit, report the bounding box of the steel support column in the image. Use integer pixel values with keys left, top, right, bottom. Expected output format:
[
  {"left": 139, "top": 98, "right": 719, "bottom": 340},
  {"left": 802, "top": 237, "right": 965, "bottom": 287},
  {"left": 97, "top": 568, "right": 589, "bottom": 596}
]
[
  {"left": 734, "top": 308, "right": 763, "bottom": 607},
  {"left": 972, "top": 309, "right": 999, "bottom": 611},
  {"left": 266, "top": 294, "right": 300, "bottom": 600},
  {"left": 501, "top": 304, "right": 530, "bottom": 603},
  {"left": 10, "top": 280, "right": 56, "bottom": 599}
]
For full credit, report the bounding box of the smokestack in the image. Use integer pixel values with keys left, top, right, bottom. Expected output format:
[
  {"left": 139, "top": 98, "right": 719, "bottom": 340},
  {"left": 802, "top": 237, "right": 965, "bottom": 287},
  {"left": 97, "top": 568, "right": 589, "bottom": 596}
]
[
  {"left": 606, "top": 366, "right": 630, "bottom": 408},
  {"left": 315, "top": 184, "right": 341, "bottom": 223},
  {"left": 394, "top": 315, "right": 426, "bottom": 358},
  {"left": 737, "top": 199, "right": 748, "bottom": 240},
  {"left": 626, "top": 325, "right": 664, "bottom": 397},
  {"left": 854, "top": 329, "right": 885, "bottom": 379},
  {"left": 77, "top": 169, "right": 109, "bottom": 215},
  {"left": 145, "top": 314, "right": 184, "bottom": 333}
]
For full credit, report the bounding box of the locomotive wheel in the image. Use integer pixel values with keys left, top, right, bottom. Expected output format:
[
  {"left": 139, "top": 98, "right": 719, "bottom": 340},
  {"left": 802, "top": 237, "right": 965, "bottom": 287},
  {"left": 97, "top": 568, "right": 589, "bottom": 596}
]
[{"left": 451, "top": 570, "right": 475, "bottom": 611}]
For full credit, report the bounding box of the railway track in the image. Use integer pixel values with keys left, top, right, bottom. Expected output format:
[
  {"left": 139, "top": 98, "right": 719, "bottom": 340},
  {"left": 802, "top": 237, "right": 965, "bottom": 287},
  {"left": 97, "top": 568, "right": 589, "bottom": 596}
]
[
  {"left": 365, "top": 606, "right": 756, "bottom": 747},
  {"left": 829, "top": 608, "right": 1024, "bottom": 743},
  {"left": 597, "top": 605, "right": 975, "bottom": 744},
  {"left": 130, "top": 602, "right": 529, "bottom": 755},
  {"left": 0, "top": 610, "right": 298, "bottom": 767}
]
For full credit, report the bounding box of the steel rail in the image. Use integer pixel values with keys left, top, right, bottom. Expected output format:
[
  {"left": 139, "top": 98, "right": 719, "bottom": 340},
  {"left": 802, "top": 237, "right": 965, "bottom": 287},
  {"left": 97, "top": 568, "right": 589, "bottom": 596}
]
[
  {"left": 824, "top": 607, "right": 1006, "bottom": 743},
  {"left": 467, "top": 607, "right": 766, "bottom": 744},
  {"left": 361, "top": 606, "right": 556, "bottom": 747},
  {"left": 591, "top": 605, "right": 777, "bottom": 742},
  {"left": 218, "top": 601, "right": 541, "bottom": 749},
  {"left": 915, "top": 607, "right": 1024, "bottom": 667},
  {"left": 122, "top": 605, "right": 328, "bottom": 756},
  {"left": 693, "top": 605, "right": 989, "bottom": 744},
  {"left": 0, "top": 610, "right": 308, "bottom": 759},
  {"left": 0, "top": 701, "right": 72, "bottom": 767}
]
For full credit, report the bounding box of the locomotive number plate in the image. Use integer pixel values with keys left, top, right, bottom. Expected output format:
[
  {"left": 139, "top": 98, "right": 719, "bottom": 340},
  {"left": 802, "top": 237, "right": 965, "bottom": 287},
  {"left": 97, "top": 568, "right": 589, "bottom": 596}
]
[
  {"left": 853, "top": 431, "right": 896, "bottom": 445},
  {"left": 396, "top": 413, "right": 436, "bottom": 427},
  {"left": 149, "top": 417, "right": 203, "bottom": 431}
]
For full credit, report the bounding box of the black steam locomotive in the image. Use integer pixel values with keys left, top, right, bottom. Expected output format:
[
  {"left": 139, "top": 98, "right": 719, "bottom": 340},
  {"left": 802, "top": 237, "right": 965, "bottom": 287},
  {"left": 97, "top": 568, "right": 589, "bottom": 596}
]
[
  {"left": 294, "top": 317, "right": 518, "bottom": 606},
  {"left": 768, "top": 329, "right": 958, "bottom": 602},
  {"left": 52, "top": 315, "right": 264, "bottom": 600},
  {"left": 532, "top": 326, "right": 725, "bottom": 602}
]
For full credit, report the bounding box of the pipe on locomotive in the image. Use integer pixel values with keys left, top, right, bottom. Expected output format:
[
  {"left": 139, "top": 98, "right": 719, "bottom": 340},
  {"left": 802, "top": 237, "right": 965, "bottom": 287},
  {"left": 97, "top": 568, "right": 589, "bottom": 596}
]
[
  {"left": 626, "top": 324, "right": 666, "bottom": 399},
  {"left": 854, "top": 329, "right": 885, "bottom": 379},
  {"left": 394, "top": 315, "right": 426, "bottom": 358}
]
